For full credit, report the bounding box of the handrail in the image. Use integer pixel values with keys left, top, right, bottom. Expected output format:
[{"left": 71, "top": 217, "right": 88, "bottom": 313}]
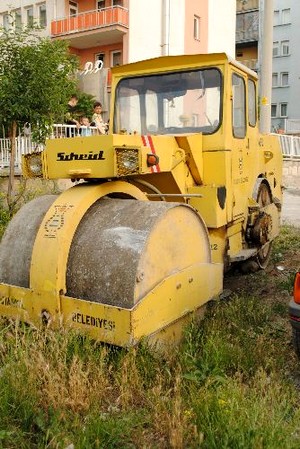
[
  {"left": 54, "top": 6, "right": 128, "bottom": 22},
  {"left": 0, "top": 125, "right": 99, "bottom": 171},
  {"left": 1, "top": 128, "right": 299, "bottom": 174},
  {"left": 273, "top": 134, "right": 300, "bottom": 159}
]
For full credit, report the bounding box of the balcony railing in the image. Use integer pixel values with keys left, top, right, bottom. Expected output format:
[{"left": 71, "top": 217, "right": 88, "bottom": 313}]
[
  {"left": 238, "top": 58, "right": 258, "bottom": 71},
  {"left": 236, "top": 29, "right": 259, "bottom": 43},
  {"left": 51, "top": 6, "right": 129, "bottom": 36},
  {"left": 0, "top": 126, "right": 298, "bottom": 176},
  {"left": 236, "top": 8, "right": 259, "bottom": 44}
]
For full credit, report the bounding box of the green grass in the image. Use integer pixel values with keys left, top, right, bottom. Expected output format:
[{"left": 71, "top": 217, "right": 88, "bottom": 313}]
[
  {"left": 272, "top": 225, "right": 300, "bottom": 263},
  {"left": 0, "top": 225, "right": 300, "bottom": 448}
]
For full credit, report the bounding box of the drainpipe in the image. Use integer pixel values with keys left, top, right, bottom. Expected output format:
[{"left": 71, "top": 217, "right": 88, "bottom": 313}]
[
  {"left": 161, "top": 0, "right": 170, "bottom": 56},
  {"left": 259, "top": 0, "right": 274, "bottom": 134}
]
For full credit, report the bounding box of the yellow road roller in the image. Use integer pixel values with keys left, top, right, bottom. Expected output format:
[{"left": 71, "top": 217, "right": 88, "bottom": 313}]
[{"left": 0, "top": 53, "right": 282, "bottom": 347}]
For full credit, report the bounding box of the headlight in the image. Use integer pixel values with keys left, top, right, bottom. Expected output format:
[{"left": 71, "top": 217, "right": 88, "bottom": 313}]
[
  {"left": 22, "top": 152, "right": 43, "bottom": 178},
  {"left": 115, "top": 148, "right": 140, "bottom": 176}
]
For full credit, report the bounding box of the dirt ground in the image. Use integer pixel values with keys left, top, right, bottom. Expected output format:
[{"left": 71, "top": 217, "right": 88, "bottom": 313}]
[
  {"left": 224, "top": 187, "right": 300, "bottom": 299},
  {"left": 223, "top": 235, "right": 299, "bottom": 310},
  {"left": 282, "top": 188, "right": 300, "bottom": 227}
]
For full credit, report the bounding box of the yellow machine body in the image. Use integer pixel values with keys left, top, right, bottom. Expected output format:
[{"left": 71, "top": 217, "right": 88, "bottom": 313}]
[{"left": 0, "top": 53, "right": 282, "bottom": 347}]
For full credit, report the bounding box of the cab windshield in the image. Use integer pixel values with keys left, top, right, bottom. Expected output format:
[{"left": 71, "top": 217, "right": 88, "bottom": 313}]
[{"left": 114, "top": 68, "right": 222, "bottom": 135}]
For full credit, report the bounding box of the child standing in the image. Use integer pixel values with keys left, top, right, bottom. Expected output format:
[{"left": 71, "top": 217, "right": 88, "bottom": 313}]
[
  {"left": 91, "top": 101, "right": 107, "bottom": 135},
  {"left": 80, "top": 116, "right": 92, "bottom": 136}
]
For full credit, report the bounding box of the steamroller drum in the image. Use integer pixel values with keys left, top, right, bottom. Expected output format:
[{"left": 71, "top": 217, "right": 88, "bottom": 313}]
[
  {"left": 0, "top": 195, "right": 58, "bottom": 288},
  {"left": 66, "top": 198, "right": 211, "bottom": 308}
]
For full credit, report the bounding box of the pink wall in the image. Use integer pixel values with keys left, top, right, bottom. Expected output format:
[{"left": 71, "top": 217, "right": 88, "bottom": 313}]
[
  {"left": 184, "top": 0, "right": 208, "bottom": 54},
  {"left": 71, "top": 44, "right": 124, "bottom": 68},
  {"left": 78, "top": 0, "right": 95, "bottom": 12},
  {"left": 75, "top": 1, "right": 129, "bottom": 13},
  {"left": 63, "top": 0, "right": 127, "bottom": 68}
]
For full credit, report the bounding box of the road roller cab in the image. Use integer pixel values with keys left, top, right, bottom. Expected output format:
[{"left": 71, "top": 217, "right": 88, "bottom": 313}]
[{"left": 0, "top": 53, "right": 282, "bottom": 347}]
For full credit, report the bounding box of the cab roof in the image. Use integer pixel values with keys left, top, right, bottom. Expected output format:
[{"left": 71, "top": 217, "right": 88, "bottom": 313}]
[{"left": 111, "top": 53, "right": 258, "bottom": 80}]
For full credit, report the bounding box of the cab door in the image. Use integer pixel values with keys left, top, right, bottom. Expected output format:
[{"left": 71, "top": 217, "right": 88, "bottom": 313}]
[{"left": 230, "top": 71, "right": 252, "bottom": 220}]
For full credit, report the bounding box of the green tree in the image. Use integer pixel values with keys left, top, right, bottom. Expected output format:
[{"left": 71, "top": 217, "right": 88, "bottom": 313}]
[
  {"left": 0, "top": 25, "right": 79, "bottom": 211},
  {"left": 76, "top": 91, "right": 96, "bottom": 121}
]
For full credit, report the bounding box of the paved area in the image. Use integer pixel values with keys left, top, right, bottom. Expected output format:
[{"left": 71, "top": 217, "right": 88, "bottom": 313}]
[{"left": 282, "top": 188, "right": 300, "bottom": 227}]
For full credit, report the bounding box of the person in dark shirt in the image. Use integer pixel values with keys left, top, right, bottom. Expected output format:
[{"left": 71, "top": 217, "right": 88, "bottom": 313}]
[{"left": 65, "top": 94, "right": 80, "bottom": 137}]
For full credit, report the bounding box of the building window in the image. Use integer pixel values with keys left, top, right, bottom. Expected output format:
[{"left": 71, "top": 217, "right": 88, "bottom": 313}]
[
  {"left": 193, "top": 15, "right": 200, "bottom": 40},
  {"left": 282, "top": 8, "right": 291, "bottom": 24},
  {"left": 69, "top": 1, "right": 78, "bottom": 17},
  {"left": 3, "top": 9, "right": 22, "bottom": 30},
  {"left": 112, "top": 0, "right": 122, "bottom": 5},
  {"left": 272, "top": 73, "right": 278, "bottom": 87},
  {"left": 3, "top": 13, "right": 11, "bottom": 30},
  {"left": 274, "top": 40, "right": 290, "bottom": 57},
  {"left": 271, "top": 104, "right": 277, "bottom": 118},
  {"left": 280, "top": 103, "right": 288, "bottom": 117},
  {"left": 281, "top": 72, "right": 289, "bottom": 86},
  {"left": 38, "top": 3, "right": 47, "bottom": 27},
  {"left": 97, "top": 1, "right": 105, "bottom": 9},
  {"left": 95, "top": 52, "right": 105, "bottom": 67},
  {"left": 273, "top": 41, "right": 279, "bottom": 57},
  {"left": 273, "top": 10, "right": 280, "bottom": 26},
  {"left": 111, "top": 51, "right": 121, "bottom": 66},
  {"left": 15, "top": 9, "right": 22, "bottom": 30},
  {"left": 26, "top": 6, "right": 34, "bottom": 27},
  {"left": 281, "top": 40, "right": 290, "bottom": 56}
]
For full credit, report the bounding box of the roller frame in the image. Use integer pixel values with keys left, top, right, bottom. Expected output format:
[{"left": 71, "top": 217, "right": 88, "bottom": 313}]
[{"left": 0, "top": 181, "right": 223, "bottom": 347}]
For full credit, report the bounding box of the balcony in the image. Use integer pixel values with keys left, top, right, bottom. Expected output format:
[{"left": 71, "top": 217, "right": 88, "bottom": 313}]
[
  {"left": 51, "top": 6, "right": 129, "bottom": 48},
  {"left": 237, "top": 58, "right": 257, "bottom": 71},
  {"left": 236, "top": 9, "right": 259, "bottom": 44},
  {"left": 236, "top": 29, "right": 259, "bottom": 43}
]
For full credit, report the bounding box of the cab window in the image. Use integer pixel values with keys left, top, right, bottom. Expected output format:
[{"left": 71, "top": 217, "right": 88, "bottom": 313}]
[
  {"left": 248, "top": 79, "right": 256, "bottom": 127},
  {"left": 232, "top": 73, "right": 246, "bottom": 138},
  {"left": 114, "top": 68, "right": 222, "bottom": 135}
]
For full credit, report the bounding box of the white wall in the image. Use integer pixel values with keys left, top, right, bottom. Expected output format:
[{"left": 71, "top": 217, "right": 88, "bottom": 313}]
[
  {"left": 166, "top": 0, "right": 185, "bottom": 56},
  {"left": 207, "top": 0, "right": 236, "bottom": 58},
  {"left": 128, "top": 0, "right": 185, "bottom": 63},
  {"left": 127, "top": 0, "right": 161, "bottom": 62},
  {"left": 128, "top": 0, "right": 235, "bottom": 63}
]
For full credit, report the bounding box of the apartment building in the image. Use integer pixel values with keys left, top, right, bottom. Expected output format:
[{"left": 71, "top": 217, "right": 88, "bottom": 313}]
[
  {"left": 0, "top": 0, "right": 236, "bottom": 115},
  {"left": 236, "top": 0, "right": 300, "bottom": 134},
  {"left": 271, "top": 0, "right": 300, "bottom": 133},
  {"left": 0, "top": 1, "right": 49, "bottom": 36}
]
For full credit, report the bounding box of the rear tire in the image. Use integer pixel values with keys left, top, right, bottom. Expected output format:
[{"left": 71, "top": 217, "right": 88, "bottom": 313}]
[
  {"left": 256, "top": 241, "right": 273, "bottom": 269},
  {"left": 255, "top": 181, "right": 273, "bottom": 269}
]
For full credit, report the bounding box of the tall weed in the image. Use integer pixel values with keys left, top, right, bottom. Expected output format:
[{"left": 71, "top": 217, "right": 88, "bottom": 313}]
[{"left": 0, "top": 228, "right": 299, "bottom": 448}]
